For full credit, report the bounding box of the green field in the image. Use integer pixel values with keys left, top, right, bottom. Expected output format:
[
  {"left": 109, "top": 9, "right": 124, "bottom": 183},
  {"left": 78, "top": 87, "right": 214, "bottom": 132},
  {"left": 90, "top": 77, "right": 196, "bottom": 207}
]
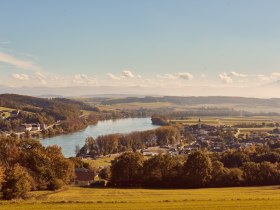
[
  {"left": 172, "top": 116, "right": 280, "bottom": 127},
  {"left": 1, "top": 186, "right": 280, "bottom": 210},
  {"left": 83, "top": 155, "right": 116, "bottom": 168}
]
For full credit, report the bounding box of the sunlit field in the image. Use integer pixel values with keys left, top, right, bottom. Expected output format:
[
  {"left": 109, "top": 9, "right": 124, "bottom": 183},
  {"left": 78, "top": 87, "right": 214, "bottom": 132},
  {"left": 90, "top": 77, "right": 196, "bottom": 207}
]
[{"left": 1, "top": 186, "right": 280, "bottom": 210}]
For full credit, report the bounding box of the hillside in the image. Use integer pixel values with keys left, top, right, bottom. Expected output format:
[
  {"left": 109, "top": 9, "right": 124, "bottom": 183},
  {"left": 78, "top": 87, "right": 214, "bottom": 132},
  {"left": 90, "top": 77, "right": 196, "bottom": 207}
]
[
  {"left": 0, "top": 94, "right": 97, "bottom": 132},
  {"left": 0, "top": 94, "right": 96, "bottom": 113}
]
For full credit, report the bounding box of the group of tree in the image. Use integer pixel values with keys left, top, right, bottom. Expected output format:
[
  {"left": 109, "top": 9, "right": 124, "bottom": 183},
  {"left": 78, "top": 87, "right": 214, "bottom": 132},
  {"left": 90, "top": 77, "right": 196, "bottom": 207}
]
[
  {"left": 151, "top": 115, "right": 170, "bottom": 126},
  {"left": 0, "top": 135, "right": 74, "bottom": 200},
  {"left": 106, "top": 149, "right": 280, "bottom": 188},
  {"left": 77, "top": 126, "right": 181, "bottom": 157}
]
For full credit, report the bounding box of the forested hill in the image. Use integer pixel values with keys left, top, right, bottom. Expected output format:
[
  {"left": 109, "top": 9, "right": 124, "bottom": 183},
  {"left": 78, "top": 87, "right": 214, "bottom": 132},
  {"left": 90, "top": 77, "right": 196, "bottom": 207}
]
[
  {"left": 0, "top": 94, "right": 95, "bottom": 112},
  {"left": 0, "top": 94, "right": 95, "bottom": 122},
  {"left": 102, "top": 96, "right": 280, "bottom": 106}
]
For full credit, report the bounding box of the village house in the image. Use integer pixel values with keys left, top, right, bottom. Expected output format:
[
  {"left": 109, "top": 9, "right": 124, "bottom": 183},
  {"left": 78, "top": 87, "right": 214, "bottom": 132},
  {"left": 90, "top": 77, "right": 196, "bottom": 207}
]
[
  {"left": 20, "top": 124, "right": 33, "bottom": 132},
  {"left": 10, "top": 110, "right": 20, "bottom": 118},
  {"left": 31, "top": 123, "right": 41, "bottom": 131},
  {"left": 73, "top": 168, "right": 95, "bottom": 186}
]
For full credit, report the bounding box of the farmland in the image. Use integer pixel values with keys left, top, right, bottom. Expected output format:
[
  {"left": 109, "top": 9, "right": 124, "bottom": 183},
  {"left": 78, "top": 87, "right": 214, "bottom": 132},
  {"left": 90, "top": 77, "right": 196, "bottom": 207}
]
[
  {"left": 1, "top": 186, "right": 280, "bottom": 210},
  {"left": 171, "top": 116, "right": 280, "bottom": 126},
  {"left": 0, "top": 106, "right": 14, "bottom": 118}
]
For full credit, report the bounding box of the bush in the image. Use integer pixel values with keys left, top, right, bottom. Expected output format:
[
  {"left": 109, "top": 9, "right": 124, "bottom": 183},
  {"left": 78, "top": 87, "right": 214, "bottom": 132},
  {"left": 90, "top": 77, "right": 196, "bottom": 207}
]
[
  {"left": 2, "top": 164, "right": 32, "bottom": 200},
  {"left": 48, "top": 178, "right": 65, "bottom": 190},
  {"left": 90, "top": 180, "right": 106, "bottom": 188}
]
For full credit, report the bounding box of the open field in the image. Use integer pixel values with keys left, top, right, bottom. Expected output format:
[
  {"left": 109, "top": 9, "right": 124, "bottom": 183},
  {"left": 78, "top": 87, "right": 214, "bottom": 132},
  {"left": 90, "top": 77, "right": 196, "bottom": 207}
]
[
  {"left": 172, "top": 116, "right": 280, "bottom": 127},
  {"left": 0, "top": 106, "right": 14, "bottom": 111},
  {"left": 97, "top": 102, "right": 175, "bottom": 111},
  {"left": 0, "top": 106, "right": 14, "bottom": 118},
  {"left": 1, "top": 186, "right": 280, "bottom": 210},
  {"left": 83, "top": 155, "right": 117, "bottom": 168}
]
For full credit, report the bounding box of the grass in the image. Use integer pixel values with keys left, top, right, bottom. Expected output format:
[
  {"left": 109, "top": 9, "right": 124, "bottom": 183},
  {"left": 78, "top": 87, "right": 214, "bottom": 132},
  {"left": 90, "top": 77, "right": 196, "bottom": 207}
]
[
  {"left": 83, "top": 156, "right": 117, "bottom": 168},
  {"left": 0, "top": 106, "right": 14, "bottom": 111},
  {"left": 1, "top": 186, "right": 280, "bottom": 210},
  {"left": 0, "top": 106, "right": 14, "bottom": 118}
]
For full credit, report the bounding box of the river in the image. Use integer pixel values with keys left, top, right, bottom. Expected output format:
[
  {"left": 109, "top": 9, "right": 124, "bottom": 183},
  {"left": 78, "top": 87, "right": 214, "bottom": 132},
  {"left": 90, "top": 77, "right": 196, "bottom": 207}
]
[{"left": 41, "top": 117, "right": 159, "bottom": 157}]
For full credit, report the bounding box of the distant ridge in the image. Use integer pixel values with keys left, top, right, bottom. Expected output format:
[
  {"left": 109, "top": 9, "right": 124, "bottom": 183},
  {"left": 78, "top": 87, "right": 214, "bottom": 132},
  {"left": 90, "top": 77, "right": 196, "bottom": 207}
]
[{"left": 101, "top": 96, "right": 280, "bottom": 107}]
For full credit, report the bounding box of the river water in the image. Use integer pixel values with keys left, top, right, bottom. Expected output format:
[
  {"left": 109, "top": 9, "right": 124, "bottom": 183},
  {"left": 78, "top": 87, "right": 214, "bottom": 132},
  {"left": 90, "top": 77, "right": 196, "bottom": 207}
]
[{"left": 41, "top": 117, "right": 159, "bottom": 157}]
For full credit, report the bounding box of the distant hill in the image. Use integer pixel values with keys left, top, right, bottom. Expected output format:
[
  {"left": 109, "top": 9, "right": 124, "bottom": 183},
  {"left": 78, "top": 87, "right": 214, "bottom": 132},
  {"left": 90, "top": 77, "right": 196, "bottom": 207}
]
[
  {"left": 0, "top": 94, "right": 95, "bottom": 112},
  {"left": 101, "top": 96, "right": 280, "bottom": 107}
]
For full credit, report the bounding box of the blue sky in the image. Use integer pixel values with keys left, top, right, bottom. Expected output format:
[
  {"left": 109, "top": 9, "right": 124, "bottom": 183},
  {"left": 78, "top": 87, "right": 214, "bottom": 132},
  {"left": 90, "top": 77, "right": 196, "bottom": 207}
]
[{"left": 1, "top": 0, "right": 280, "bottom": 97}]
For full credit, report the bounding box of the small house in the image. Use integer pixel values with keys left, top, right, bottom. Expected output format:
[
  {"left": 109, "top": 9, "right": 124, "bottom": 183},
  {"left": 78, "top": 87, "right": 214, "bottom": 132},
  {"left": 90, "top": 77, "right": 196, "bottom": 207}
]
[
  {"left": 10, "top": 110, "right": 20, "bottom": 118},
  {"left": 20, "top": 124, "right": 32, "bottom": 132},
  {"left": 31, "top": 123, "right": 41, "bottom": 131},
  {"left": 73, "top": 168, "right": 95, "bottom": 186}
]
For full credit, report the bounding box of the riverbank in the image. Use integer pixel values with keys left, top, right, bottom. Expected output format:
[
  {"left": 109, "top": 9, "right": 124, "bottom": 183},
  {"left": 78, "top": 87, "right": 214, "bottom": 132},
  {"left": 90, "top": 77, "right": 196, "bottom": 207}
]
[{"left": 41, "top": 118, "right": 159, "bottom": 157}]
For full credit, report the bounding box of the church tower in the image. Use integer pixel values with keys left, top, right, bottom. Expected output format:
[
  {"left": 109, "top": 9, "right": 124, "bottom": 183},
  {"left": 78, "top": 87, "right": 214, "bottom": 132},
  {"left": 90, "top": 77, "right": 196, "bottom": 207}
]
[{"left": 198, "top": 118, "right": 202, "bottom": 129}]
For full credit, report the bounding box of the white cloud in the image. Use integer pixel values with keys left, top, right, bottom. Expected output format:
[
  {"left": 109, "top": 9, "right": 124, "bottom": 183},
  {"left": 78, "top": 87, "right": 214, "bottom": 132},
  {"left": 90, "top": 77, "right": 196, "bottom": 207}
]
[
  {"left": 0, "top": 51, "right": 40, "bottom": 71},
  {"left": 175, "top": 72, "right": 194, "bottom": 80},
  {"left": 34, "top": 72, "right": 47, "bottom": 84},
  {"left": 228, "top": 71, "right": 248, "bottom": 78},
  {"left": 72, "top": 74, "right": 97, "bottom": 86},
  {"left": 157, "top": 74, "right": 177, "bottom": 79},
  {"left": 219, "top": 73, "right": 233, "bottom": 83},
  {"left": 122, "top": 70, "right": 135, "bottom": 78},
  {"left": 157, "top": 72, "right": 194, "bottom": 80},
  {"left": 107, "top": 70, "right": 141, "bottom": 80},
  {"left": 11, "top": 73, "right": 29, "bottom": 81},
  {"left": 107, "top": 73, "right": 121, "bottom": 80},
  {"left": 257, "top": 74, "right": 271, "bottom": 82},
  {"left": 270, "top": 72, "right": 280, "bottom": 80},
  {"left": 219, "top": 71, "right": 247, "bottom": 83}
]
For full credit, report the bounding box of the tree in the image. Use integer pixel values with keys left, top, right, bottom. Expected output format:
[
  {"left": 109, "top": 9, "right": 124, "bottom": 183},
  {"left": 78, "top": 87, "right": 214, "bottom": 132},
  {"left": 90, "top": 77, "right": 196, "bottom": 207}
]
[
  {"left": 242, "top": 162, "right": 260, "bottom": 185},
  {"left": 143, "top": 154, "right": 182, "bottom": 188},
  {"left": 2, "top": 164, "right": 32, "bottom": 200},
  {"left": 99, "top": 167, "right": 111, "bottom": 180},
  {"left": 221, "top": 151, "right": 250, "bottom": 168},
  {"left": 111, "top": 152, "right": 144, "bottom": 187},
  {"left": 184, "top": 151, "right": 212, "bottom": 188},
  {"left": 211, "top": 160, "right": 227, "bottom": 187},
  {"left": 0, "top": 165, "right": 5, "bottom": 188},
  {"left": 222, "top": 168, "right": 244, "bottom": 187}
]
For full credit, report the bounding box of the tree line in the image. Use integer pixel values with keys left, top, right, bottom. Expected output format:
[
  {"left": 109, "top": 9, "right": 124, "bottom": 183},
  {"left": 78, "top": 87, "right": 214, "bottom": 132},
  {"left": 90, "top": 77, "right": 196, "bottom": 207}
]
[
  {"left": 103, "top": 147, "right": 280, "bottom": 188},
  {"left": 77, "top": 126, "right": 181, "bottom": 157}
]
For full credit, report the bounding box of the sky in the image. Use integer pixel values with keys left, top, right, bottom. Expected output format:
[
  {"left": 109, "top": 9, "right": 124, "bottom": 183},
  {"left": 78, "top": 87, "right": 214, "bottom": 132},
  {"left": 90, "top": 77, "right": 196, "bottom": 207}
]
[{"left": 1, "top": 0, "right": 280, "bottom": 97}]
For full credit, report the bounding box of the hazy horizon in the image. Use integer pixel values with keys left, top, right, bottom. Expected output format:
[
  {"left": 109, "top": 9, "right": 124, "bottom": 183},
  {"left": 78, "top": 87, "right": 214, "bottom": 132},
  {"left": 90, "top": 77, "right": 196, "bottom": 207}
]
[{"left": 1, "top": 0, "right": 280, "bottom": 97}]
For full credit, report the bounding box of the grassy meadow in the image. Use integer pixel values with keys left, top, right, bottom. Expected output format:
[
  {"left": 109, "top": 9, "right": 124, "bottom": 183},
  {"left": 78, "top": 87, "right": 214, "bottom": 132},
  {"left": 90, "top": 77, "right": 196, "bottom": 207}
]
[{"left": 1, "top": 186, "right": 280, "bottom": 210}]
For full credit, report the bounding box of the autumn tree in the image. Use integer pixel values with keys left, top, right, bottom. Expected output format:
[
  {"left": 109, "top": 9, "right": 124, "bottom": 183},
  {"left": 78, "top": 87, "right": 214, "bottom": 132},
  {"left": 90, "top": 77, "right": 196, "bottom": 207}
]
[
  {"left": 184, "top": 151, "right": 212, "bottom": 188},
  {"left": 143, "top": 154, "right": 183, "bottom": 188},
  {"left": 111, "top": 152, "right": 144, "bottom": 187},
  {"left": 2, "top": 164, "right": 32, "bottom": 200}
]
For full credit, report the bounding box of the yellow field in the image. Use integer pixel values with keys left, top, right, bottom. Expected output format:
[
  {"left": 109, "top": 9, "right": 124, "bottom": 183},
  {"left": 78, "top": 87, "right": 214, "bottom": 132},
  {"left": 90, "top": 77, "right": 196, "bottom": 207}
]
[
  {"left": 1, "top": 186, "right": 280, "bottom": 210},
  {"left": 0, "top": 106, "right": 14, "bottom": 118}
]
